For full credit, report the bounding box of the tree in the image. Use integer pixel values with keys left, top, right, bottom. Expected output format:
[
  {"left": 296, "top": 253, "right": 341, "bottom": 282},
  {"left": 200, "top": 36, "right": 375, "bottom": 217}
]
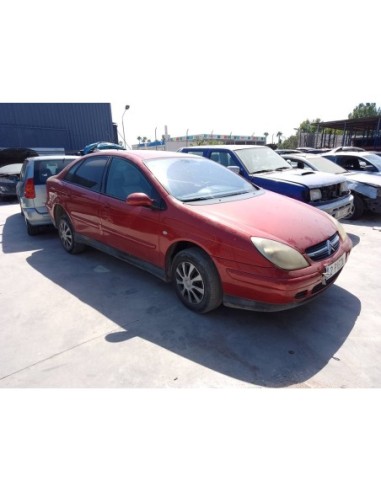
[
  {"left": 278, "top": 135, "right": 298, "bottom": 149},
  {"left": 264, "top": 132, "right": 269, "bottom": 143},
  {"left": 348, "top": 102, "right": 381, "bottom": 119},
  {"left": 276, "top": 131, "right": 283, "bottom": 144},
  {"left": 298, "top": 118, "right": 322, "bottom": 133},
  {"left": 137, "top": 136, "right": 142, "bottom": 146}
]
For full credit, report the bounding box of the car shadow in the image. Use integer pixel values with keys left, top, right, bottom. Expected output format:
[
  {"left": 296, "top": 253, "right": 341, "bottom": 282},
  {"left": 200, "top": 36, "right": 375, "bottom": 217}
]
[
  {"left": 3, "top": 209, "right": 361, "bottom": 387},
  {"left": 342, "top": 210, "right": 381, "bottom": 229}
]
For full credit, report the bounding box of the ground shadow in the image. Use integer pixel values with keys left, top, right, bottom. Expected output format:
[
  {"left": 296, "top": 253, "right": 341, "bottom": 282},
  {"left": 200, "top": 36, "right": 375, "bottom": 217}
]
[{"left": 3, "top": 207, "right": 361, "bottom": 387}]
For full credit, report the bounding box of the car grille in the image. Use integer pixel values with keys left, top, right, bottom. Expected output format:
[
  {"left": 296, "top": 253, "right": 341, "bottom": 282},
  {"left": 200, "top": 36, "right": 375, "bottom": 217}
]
[
  {"left": 320, "top": 184, "right": 348, "bottom": 201},
  {"left": 305, "top": 232, "right": 340, "bottom": 261}
]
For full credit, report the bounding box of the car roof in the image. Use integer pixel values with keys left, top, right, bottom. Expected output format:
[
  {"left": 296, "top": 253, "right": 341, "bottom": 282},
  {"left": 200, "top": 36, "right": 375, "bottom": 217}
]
[
  {"left": 26, "top": 155, "right": 78, "bottom": 161},
  {"left": 84, "top": 149, "right": 203, "bottom": 160},
  {"left": 0, "top": 163, "right": 23, "bottom": 173},
  {"left": 179, "top": 145, "right": 267, "bottom": 151},
  {"left": 322, "top": 151, "right": 378, "bottom": 158}
]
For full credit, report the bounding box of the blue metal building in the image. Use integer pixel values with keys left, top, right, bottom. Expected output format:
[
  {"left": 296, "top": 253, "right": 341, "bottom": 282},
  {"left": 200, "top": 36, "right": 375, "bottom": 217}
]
[{"left": 0, "top": 103, "right": 118, "bottom": 153}]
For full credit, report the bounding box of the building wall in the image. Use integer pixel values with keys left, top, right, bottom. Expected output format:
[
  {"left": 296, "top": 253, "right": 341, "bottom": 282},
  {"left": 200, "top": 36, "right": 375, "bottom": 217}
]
[{"left": 0, "top": 103, "right": 116, "bottom": 153}]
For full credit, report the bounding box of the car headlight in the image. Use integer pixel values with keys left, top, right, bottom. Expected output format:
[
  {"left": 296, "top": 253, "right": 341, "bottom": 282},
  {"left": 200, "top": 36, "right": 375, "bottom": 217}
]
[
  {"left": 251, "top": 237, "right": 309, "bottom": 270},
  {"left": 310, "top": 188, "right": 322, "bottom": 201},
  {"left": 340, "top": 181, "right": 349, "bottom": 193},
  {"left": 327, "top": 214, "right": 347, "bottom": 241}
]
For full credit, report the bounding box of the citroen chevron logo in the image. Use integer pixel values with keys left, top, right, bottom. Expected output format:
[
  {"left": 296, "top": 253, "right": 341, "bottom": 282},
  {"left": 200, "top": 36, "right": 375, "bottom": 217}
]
[{"left": 326, "top": 239, "right": 335, "bottom": 255}]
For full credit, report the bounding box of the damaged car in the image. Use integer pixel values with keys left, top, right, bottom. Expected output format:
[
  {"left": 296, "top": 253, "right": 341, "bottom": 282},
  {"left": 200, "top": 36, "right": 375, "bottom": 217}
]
[{"left": 283, "top": 152, "right": 381, "bottom": 220}]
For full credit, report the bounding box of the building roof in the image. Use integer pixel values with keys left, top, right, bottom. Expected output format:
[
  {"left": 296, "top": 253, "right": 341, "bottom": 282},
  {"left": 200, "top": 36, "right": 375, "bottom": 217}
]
[{"left": 318, "top": 116, "right": 381, "bottom": 132}]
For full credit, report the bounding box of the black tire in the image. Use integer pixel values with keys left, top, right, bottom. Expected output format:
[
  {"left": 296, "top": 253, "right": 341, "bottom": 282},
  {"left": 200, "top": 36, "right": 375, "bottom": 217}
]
[
  {"left": 58, "top": 214, "right": 86, "bottom": 254},
  {"left": 172, "top": 247, "right": 222, "bottom": 313},
  {"left": 347, "top": 193, "right": 365, "bottom": 220},
  {"left": 25, "top": 218, "right": 39, "bottom": 236}
]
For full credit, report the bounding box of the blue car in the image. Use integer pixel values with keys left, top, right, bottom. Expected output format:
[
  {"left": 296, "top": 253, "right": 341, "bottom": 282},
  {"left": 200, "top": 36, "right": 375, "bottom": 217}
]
[
  {"left": 178, "top": 145, "right": 353, "bottom": 220},
  {"left": 81, "top": 141, "right": 125, "bottom": 155}
]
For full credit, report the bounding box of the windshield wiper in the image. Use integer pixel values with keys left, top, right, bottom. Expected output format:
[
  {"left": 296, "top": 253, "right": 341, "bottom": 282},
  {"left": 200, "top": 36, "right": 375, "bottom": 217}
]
[
  {"left": 251, "top": 169, "right": 273, "bottom": 174},
  {"left": 275, "top": 166, "right": 291, "bottom": 171},
  {"left": 181, "top": 196, "right": 212, "bottom": 202}
]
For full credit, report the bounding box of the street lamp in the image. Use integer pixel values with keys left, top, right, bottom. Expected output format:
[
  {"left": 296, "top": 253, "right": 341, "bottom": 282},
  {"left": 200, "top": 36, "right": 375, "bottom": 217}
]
[{"left": 122, "top": 105, "right": 130, "bottom": 148}]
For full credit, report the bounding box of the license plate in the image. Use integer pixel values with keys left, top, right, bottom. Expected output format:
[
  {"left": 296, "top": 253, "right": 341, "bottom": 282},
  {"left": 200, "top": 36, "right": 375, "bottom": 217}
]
[
  {"left": 334, "top": 207, "right": 350, "bottom": 220},
  {"left": 324, "top": 253, "right": 346, "bottom": 281}
]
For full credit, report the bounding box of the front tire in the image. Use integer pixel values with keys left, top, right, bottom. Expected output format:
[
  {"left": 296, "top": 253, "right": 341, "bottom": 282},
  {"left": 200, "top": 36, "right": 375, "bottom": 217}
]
[
  {"left": 172, "top": 247, "right": 222, "bottom": 313},
  {"left": 347, "top": 193, "right": 365, "bottom": 220},
  {"left": 58, "top": 214, "right": 85, "bottom": 254}
]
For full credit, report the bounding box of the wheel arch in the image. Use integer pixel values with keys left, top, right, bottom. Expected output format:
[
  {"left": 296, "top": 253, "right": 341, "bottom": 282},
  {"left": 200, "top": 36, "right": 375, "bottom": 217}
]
[
  {"left": 53, "top": 204, "right": 68, "bottom": 227},
  {"left": 165, "top": 241, "right": 219, "bottom": 281}
]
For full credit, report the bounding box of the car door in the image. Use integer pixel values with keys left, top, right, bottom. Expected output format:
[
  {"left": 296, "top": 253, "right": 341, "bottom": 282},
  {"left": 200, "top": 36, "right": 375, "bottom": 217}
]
[
  {"left": 99, "top": 156, "right": 164, "bottom": 267},
  {"left": 62, "top": 155, "right": 109, "bottom": 241}
]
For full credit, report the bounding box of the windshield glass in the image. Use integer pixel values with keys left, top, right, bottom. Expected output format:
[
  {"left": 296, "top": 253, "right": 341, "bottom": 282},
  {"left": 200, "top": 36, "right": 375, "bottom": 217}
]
[
  {"left": 235, "top": 147, "right": 293, "bottom": 174},
  {"left": 308, "top": 156, "right": 346, "bottom": 174},
  {"left": 144, "top": 156, "right": 255, "bottom": 201}
]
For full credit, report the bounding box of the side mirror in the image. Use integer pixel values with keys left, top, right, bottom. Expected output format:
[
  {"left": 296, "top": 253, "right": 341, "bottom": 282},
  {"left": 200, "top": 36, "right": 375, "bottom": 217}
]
[
  {"left": 126, "top": 192, "right": 154, "bottom": 208},
  {"left": 227, "top": 165, "right": 240, "bottom": 174}
]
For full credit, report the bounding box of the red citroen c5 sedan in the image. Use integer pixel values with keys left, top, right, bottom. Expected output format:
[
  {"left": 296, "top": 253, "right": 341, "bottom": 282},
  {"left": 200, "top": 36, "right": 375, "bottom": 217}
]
[{"left": 46, "top": 150, "right": 352, "bottom": 313}]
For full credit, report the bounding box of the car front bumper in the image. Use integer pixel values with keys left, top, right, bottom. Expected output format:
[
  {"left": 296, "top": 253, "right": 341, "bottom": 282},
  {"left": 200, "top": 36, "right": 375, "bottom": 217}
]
[{"left": 317, "top": 194, "right": 354, "bottom": 220}]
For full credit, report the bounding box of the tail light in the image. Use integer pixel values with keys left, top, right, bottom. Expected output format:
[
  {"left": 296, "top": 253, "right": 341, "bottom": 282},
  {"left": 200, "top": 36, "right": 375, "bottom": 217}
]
[{"left": 24, "top": 178, "right": 36, "bottom": 199}]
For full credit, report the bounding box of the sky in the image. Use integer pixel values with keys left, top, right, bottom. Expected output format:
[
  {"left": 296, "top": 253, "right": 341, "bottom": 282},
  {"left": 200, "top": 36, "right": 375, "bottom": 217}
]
[{"left": 2, "top": 0, "right": 380, "bottom": 147}]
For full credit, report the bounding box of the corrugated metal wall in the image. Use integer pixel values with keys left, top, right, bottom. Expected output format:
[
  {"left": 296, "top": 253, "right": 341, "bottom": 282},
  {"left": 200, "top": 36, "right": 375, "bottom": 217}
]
[{"left": 0, "top": 103, "right": 116, "bottom": 152}]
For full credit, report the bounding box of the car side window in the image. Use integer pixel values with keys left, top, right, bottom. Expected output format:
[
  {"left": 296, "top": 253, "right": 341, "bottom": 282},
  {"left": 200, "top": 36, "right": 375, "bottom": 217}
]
[
  {"left": 359, "top": 159, "right": 376, "bottom": 171},
  {"left": 105, "top": 157, "right": 154, "bottom": 200},
  {"left": 64, "top": 156, "right": 108, "bottom": 192},
  {"left": 209, "top": 151, "right": 235, "bottom": 167}
]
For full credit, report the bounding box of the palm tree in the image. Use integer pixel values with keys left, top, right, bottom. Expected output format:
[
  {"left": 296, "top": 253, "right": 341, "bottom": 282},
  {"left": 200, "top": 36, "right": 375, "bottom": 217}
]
[
  {"left": 264, "top": 132, "right": 269, "bottom": 143},
  {"left": 276, "top": 132, "right": 283, "bottom": 144},
  {"left": 137, "top": 136, "right": 142, "bottom": 146}
]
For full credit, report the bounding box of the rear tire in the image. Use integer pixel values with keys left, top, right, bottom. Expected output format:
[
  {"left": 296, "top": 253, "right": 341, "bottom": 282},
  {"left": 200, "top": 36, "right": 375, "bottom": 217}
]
[
  {"left": 172, "top": 247, "right": 222, "bottom": 313},
  {"left": 25, "top": 218, "right": 39, "bottom": 236},
  {"left": 58, "top": 214, "right": 86, "bottom": 254},
  {"left": 347, "top": 193, "right": 365, "bottom": 220}
]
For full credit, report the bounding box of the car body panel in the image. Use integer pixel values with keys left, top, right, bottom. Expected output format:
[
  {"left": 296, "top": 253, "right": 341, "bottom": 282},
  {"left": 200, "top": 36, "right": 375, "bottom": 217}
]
[
  {"left": 46, "top": 149, "right": 352, "bottom": 312},
  {"left": 16, "top": 155, "right": 78, "bottom": 227}
]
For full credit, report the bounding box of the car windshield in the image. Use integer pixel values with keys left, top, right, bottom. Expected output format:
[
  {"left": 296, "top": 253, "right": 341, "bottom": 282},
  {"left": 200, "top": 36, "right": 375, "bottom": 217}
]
[
  {"left": 235, "top": 147, "right": 293, "bottom": 174},
  {"left": 144, "top": 156, "right": 255, "bottom": 201},
  {"left": 307, "top": 157, "right": 347, "bottom": 174}
]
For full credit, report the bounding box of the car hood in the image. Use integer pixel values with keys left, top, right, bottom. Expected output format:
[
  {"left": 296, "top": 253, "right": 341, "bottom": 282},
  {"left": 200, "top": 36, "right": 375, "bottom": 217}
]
[
  {"left": 190, "top": 191, "right": 337, "bottom": 251},
  {"left": 256, "top": 169, "right": 344, "bottom": 187},
  {"left": 346, "top": 171, "right": 381, "bottom": 186}
]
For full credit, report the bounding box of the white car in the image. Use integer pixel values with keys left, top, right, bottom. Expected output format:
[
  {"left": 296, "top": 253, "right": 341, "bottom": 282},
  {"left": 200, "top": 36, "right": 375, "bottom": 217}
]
[
  {"left": 16, "top": 155, "right": 78, "bottom": 235},
  {"left": 283, "top": 152, "right": 381, "bottom": 219}
]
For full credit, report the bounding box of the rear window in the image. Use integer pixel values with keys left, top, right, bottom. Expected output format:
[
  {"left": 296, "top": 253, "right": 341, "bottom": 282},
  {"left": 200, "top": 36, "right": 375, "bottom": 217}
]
[{"left": 33, "top": 158, "right": 76, "bottom": 184}]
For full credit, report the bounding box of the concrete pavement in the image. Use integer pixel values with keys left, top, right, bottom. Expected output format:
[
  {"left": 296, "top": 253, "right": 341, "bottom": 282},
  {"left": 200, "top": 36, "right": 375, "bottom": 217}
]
[{"left": 1, "top": 201, "right": 380, "bottom": 388}]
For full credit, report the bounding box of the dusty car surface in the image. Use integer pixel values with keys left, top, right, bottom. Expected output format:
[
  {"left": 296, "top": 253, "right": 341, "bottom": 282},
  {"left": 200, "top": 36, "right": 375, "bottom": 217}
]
[
  {"left": 46, "top": 150, "right": 352, "bottom": 314},
  {"left": 178, "top": 145, "right": 353, "bottom": 220},
  {"left": 0, "top": 163, "right": 22, "bottom": 199},
  {"left": 283, "top": 152, "right": 381, "bottom": 219}
]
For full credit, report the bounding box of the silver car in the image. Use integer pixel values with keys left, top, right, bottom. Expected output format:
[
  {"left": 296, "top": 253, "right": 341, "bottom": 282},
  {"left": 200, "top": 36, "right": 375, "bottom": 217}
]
[{"left": 17, "top": 155, "right": 78, "bottom": 235}]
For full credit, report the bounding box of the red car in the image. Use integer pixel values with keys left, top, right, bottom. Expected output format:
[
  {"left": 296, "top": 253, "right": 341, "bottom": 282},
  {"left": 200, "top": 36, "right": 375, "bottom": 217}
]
[{"left": 46, "top": 150, "right": 352, "bottom": 313}]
